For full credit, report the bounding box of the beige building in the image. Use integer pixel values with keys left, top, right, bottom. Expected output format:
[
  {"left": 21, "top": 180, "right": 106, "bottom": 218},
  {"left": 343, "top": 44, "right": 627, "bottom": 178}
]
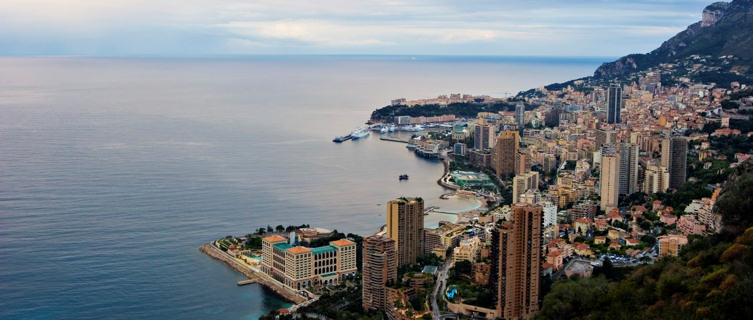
[
  {"left": 490, "top": 203, "right": 542, "bottom": 319},
  {"left": 386, "top": 197, "right": 424, "bottom": 267},
  {"left": 362, "top": 234, "right": 397, "bottom": 312},
  {"left": 643, "top": 164, "right": 670, "bottom": 194},
  {"left": 512, "top": 171, "right": 539, "bottom": 204},
  {"left": 424, "top": 222, "right": 465, "bottom": 258},
  {"left": 453, "top": 237, "right": 480, "bottom": 263},
  {"left": 600, "top": 149, "right": 620, "bottom": 211},
  {"left": 493, "top": 130, "right": 519, "bottom": 177},
  {"left": 261, "top": 235, "right": 357, "bottom": 290}
]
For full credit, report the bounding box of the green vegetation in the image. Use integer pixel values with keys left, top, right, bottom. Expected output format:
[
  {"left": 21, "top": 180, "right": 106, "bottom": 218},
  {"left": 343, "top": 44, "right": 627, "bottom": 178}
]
[
  {"left": 370, "top": 101, "right": 530, "bottom": 121},
  {"left": 538, "top": 159, "right": 753, "bottom": 320},
  {"left": 446, "top": 260, "right": 493, "bottom": 309}
]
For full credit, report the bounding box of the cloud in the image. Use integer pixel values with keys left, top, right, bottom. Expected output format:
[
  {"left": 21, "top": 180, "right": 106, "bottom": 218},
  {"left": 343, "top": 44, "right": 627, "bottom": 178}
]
[{"left": 0, "top": 0, "right": 709, "bottom": 56}]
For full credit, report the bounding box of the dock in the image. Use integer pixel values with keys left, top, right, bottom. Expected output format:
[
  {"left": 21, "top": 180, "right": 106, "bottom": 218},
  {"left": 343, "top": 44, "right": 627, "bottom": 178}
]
[
  {"left": 379, "top": 136, "right": 411, "bottom": 143},
  {"left": 237, "top": 279, "right": 258, "bottom": 286}
]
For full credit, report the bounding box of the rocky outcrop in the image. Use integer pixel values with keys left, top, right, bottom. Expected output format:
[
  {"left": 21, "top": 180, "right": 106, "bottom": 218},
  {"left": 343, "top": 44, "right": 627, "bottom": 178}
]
[
  {"left": 702, "top": 2, "right": 730, "bottom": 26},
  {"left": 594, "top": 0, "right": 753, "bottom": 79}
]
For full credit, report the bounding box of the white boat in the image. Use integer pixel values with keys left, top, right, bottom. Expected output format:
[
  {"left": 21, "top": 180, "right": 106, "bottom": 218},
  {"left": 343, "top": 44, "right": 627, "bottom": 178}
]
[
  {"left": 388, "top": 125, "right": 396, "bottom": 132},
  {"left": 351, "top": 129, "right": 370, "bottom": 139},
  {"left": 379, "top": 127, "right": 389, "bottom": 134}
]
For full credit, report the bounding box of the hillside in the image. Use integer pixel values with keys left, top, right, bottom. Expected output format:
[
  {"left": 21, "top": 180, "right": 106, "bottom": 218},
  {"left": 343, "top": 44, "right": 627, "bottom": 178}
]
[
  {"left": 537, "top": 159, "right": 753, "bottom": 320},
  {"left": 594, "top": 0, "right": 753, "bottom": 79}
]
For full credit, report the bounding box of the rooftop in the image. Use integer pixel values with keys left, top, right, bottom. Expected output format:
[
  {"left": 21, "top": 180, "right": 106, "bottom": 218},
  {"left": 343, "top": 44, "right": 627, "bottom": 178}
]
[
  {"left": 263, "top": 235, "right": 287, "bottom": 243},
  {"left": 331, "top": 239, "right": 355, "bottom": 247},
  {"left": 287, "top": 246, "right": 312, "bottom": 254},
  {"left": 311, "top": 245, "right": 337, "bottom": 255},
  {"left": 274, "top": 243, "right": 293, "bottom": 251}
]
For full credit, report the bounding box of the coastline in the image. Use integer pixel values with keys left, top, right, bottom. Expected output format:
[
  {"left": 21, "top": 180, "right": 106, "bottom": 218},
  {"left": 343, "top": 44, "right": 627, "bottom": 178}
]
[{"left": 198, "top": 243, "right": 308, "bottom": 305}]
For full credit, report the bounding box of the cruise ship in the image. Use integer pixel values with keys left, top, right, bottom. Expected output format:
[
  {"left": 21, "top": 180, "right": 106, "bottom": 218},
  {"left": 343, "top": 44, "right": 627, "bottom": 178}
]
[{"left": 351, "top": 128, "right": 370, "bottom": 139}]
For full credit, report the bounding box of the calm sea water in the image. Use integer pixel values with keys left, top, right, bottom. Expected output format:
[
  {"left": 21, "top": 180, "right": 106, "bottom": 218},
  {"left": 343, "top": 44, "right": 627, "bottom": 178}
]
[{"left": 0, "top": 56, "right": 601, "bottom": 319}]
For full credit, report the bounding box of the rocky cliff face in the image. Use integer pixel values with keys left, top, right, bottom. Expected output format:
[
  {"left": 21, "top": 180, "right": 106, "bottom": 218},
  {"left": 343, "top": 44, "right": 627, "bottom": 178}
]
[
  {"left": 594, "top": 0, "right": 753, "bottom": 79},
  {"left": 702, "top": 2, "right": 730, "bottom": 26}
]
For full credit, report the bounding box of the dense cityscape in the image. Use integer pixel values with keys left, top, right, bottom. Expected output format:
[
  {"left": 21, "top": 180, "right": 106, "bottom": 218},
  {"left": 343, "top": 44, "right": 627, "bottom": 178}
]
[{"left": 199, "top": 2, "right": 753, "bottom": 319}]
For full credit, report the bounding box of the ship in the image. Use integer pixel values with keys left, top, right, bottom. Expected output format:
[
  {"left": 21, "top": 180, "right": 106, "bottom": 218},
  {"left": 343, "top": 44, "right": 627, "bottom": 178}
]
[
  {"left": 351, "top": 128, "right": 370, "bottom": 139},
  {"left": 399, "top": 174, "right": 409, "bottom": 181}
]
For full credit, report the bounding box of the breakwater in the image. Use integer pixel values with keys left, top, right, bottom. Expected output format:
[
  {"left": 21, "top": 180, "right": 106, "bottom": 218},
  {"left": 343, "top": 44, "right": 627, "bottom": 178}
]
[{"left": 199, "top": 243, "right": 308, "bottom": 304}]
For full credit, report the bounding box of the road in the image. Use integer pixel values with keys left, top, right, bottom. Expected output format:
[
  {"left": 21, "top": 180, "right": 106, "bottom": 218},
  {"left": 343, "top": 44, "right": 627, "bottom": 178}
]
[{"left": 431, "top": 258, "right": 453, "bottom": 319}]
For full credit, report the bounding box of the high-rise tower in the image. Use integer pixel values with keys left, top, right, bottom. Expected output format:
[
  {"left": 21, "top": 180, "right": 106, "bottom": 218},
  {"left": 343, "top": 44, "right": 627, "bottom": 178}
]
[
  {"left": 607, "top": 85, "right": 622, "bottom": 124},
  {"left": 362, "top": 234, "right": 397, "bottom": 312},
  {"left": 493, "top": 130, "right": 519, "bottom": 177},
  {"left": 386, "top": 197, "right": 424, "bottom": 267},
  {"left": 490, "top": 203, "right": 542, "bottom": 319},
  {"left": 661, "top": 136, "right": 687, "bottom": 189}
]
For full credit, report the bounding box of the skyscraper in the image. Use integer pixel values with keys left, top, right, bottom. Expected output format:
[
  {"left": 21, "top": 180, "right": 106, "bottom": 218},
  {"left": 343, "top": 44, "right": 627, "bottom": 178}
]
[
  {"left": 618, "top": 143, "right": 639, "bottom": 195},
  {"left": 600, "top": 147, "right": 620, "bottom": 211},
  {"left": 386, "top": 197, "right": 424, "bottom": 267},
  {"left": 607, "top": 85, "right": 622, "bottom": 124},
  {"left": 661, "top": 136, "right": 688, "bottom": 189},
  {"left": 490, "top": 203, "right": 542, "bottom": 319},
  {"left": 493, "top": 130, "right": 519, "bottom": 177},
  {"left": 515, "top": 102, "right": 525, "bottom": 129},
  {"left": 362, "top": 234, "right": 397, "bottom": 312},
  {"left": 474, "top": 123, "right": 495, "bottom": 150}
]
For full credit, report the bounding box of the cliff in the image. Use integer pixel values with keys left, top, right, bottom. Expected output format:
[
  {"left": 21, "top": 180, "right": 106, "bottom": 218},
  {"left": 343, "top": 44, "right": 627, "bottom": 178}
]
[{"left": 594, "top": 0, "right": 753, "bottom": 79}]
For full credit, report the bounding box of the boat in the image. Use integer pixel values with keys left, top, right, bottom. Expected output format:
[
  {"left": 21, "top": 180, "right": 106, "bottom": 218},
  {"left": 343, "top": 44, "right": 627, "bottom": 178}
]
[
  {"left": 388, "top": 125, "right": 396, "bottom": 132},
  {"left": 351, "top": 129, "right": 369, "bottom": 139},
  {"left": 399, "top": 174, "right": 409, "bottom": 181},
  {"left": 379, "top": 127, "right": 389, "bottom": 134}
]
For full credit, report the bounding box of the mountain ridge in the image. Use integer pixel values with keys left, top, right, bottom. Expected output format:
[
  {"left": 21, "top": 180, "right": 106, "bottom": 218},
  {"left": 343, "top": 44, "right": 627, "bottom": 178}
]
[{"left": 594, "top": 0, "right": 753, "bottom": 79}]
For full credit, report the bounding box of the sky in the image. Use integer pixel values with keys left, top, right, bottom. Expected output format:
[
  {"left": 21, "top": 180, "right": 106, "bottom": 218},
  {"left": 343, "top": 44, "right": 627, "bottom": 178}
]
[{"left": 0, "top": 0, "right": 714, "bottom": 57}]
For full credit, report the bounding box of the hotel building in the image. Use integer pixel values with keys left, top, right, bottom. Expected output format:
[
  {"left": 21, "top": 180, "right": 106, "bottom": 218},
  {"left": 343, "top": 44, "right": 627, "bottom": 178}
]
[{"left": 261, "top": 235, "right": 357, "bottom": 290}]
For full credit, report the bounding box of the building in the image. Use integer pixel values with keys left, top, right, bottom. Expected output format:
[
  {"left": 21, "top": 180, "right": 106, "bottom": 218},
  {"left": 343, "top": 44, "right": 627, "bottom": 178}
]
[
  {"left": 607, "top": 85, "right": 622, "bottom": 124},
  {"left": 657, "top": 234, "right": 688, "bottom": 258},
  {"left": 362, "top": 234, "right": 397, "bottom": 312},
  {"left": 600, "top": 148, "right": 620, "bottom": 211},
  {"left": 661, "top": 136, "right": 688, "bottom": 189},
  {"left": 595, "top": 129, "right": 617, "bottom": 147},
  {"left": 454, "top": 142, "right": 467, "bottom": 156},
  {"left": 542, "top": 201, "right": 558, "bottom": 227},
  {"left": 474, "top": 124, "right": 495, "bottom": 150},
  {"left": 493, "top": 130, "right": 519, "bottom": 177},
  {"left": 490, "top": 203, "right": 542, "bottom": 319},
  {"left": 512, "top": 171, "right": 539, "bottom": 204},
  {"left": 515, "top": 102, "right": 525, "bottom": 129},
  {"left": 618, "top": 143, "right": 639, "bottom": 195},
  {"left": 644, "top": 164, "right": 670, "bottom": 194},
  {"left": 424, "top": 222, "right": 466, "bottom": 258},
  {"left": 514, "top": 151, "right": 530, "bottom": 176},
  {"left": 453, "top": 237, "right": 480, "bottom": 263},
  {"left": 261, "top": 235, "right": 357, "bottom": 291},
  {"left": 468, "top": 149, "right": 493, "bottom": 168},
  {"left": 386, "top": 197, "right": 424, "bottom": 267}
]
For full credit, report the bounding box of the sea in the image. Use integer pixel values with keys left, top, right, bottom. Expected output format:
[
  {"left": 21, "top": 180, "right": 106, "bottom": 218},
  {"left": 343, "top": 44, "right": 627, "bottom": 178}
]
[{"left": 0, "top": 55, "right": 603, "bottom": 319}]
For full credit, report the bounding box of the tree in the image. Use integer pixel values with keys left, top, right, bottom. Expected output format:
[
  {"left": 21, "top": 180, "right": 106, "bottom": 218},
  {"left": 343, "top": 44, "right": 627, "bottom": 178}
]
[
  {"left": 275, "top": 225, "right": 285, "bottom": 233},
  {"left": 454, "top": 260, "right": 472, "bottom": 275}
]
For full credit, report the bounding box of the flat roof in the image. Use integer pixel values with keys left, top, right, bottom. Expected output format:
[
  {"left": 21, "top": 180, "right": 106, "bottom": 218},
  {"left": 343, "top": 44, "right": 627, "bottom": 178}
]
[
  {"left": 273, "top": 243, "right": 293, "bottom": 251},
  {"left": 422, "top": 266, "right": 438, "bottom": 274},
  {"left": 311, "top": 245, "right": 337, "bottom": 255}
]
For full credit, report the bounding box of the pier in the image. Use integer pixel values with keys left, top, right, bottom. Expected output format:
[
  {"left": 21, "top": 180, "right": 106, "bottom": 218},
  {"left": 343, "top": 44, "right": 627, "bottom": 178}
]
[{"left": 379, "top": 136, "right": 411, "bottom": 143}]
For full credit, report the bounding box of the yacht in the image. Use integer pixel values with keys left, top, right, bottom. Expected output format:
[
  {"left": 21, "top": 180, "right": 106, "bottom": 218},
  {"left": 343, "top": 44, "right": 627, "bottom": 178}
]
[{"left": 351, "top": 129, "right": 370, "bottom": 139}]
